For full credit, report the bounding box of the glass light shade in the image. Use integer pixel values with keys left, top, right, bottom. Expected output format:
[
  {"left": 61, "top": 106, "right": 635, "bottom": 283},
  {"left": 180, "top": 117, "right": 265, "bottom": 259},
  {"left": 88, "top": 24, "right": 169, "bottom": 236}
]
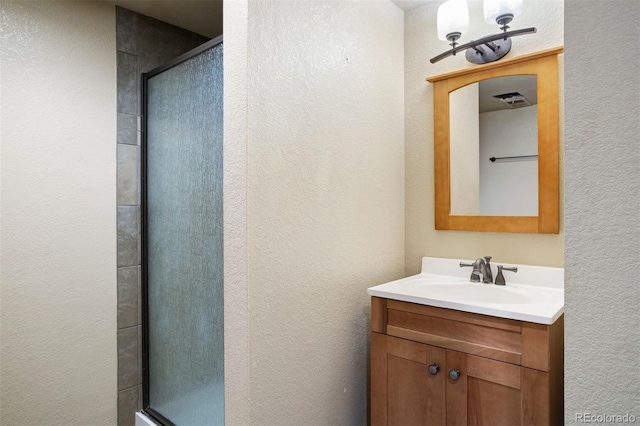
[
  {"left": 437, "top": 0, "right": 469, "bottom": 41},
  {"left": 484, "top": 0, "right": 523, "bottom": 25}
]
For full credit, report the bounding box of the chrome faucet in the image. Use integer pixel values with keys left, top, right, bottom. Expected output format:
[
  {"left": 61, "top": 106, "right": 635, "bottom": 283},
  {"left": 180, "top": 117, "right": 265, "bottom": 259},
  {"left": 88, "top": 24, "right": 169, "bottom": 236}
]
[{"left": 460, "top": 256, "right": 493, "bottom": 284}]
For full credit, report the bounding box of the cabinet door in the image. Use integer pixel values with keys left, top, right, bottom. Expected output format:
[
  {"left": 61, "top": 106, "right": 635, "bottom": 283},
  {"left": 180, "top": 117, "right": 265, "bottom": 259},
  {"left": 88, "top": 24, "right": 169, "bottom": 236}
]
[
  {"left": 445, "top": 351, "right": 551, "bottom": 426},
  {"left": 371, "top": 332, "right": 446, "bottom": 426}
]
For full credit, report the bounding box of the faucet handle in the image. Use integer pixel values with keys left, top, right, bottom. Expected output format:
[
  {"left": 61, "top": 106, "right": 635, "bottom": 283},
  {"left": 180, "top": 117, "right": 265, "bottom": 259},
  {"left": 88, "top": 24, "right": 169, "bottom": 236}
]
[
  {"left": 460, "top": 261, "right": 482, "bottom": 282},
  {"left": 495, "top": 265, "right": 518, "bottom": 285}
]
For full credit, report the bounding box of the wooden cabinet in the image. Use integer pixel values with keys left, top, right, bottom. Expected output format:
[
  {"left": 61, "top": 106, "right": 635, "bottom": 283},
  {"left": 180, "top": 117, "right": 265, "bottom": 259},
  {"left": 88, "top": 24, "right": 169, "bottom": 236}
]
[{"left": 370, "top": 297, "right": 563, "bottom": 426}]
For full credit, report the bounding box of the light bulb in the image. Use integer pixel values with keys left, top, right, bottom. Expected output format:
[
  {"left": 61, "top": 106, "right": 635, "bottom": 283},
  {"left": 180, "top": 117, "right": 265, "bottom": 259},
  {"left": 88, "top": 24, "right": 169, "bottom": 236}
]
[
  {"left": 484, "top": 0, "right": 523, "bottom": 26},
  {"left": 437, "top": 0, "right": 469, "bottom": 42}
]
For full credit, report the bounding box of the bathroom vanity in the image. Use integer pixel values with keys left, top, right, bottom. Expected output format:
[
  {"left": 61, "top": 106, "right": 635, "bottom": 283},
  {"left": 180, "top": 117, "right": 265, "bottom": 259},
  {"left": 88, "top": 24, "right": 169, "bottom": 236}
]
[{"left": 368, "top": 257, "right": 564, "bottom": 425}]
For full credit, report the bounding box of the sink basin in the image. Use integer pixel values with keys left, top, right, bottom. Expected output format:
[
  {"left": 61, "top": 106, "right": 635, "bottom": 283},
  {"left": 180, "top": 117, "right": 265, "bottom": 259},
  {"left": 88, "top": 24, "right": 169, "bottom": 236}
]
[
  {"left": 367, "top": 257, "right": 564, "bottom": 324},
  {"left": 405, "top": 280, "right": 534, "bottom": 304}
]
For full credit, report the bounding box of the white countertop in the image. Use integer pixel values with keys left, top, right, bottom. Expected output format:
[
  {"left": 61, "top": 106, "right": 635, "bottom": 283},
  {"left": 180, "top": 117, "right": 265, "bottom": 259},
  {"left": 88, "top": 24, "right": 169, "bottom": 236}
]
[{"left": 367, "top": 257, "right": 564, "bottom": 325}]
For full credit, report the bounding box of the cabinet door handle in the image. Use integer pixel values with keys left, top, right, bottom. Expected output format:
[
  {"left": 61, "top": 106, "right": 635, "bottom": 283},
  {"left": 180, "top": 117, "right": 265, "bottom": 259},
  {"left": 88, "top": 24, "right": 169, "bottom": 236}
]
[
  {"left": 428, "top": 364, "right": 440, "bottom": 375},
  {"left": 448, "top": 369, "right": 461, "bottom": 381}
]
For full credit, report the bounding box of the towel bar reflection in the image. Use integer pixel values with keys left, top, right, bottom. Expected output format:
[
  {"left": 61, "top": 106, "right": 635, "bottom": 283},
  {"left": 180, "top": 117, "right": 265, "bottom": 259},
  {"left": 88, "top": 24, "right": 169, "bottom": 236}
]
[{"left": 489, "top": 155, "right": 538, "bottom": 163}]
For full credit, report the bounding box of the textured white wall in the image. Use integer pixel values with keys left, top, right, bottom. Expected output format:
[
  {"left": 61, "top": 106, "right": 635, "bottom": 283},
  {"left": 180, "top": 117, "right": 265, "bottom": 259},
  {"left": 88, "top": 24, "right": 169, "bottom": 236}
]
[
  {"left": 245, "top": 1, "right": 405, "bottom": 424},
  {"left": 0, "top": 2, "right": 117, "bottom": 424},
  {"left": 223, "top": 0, "right": 250, "bottom": 424},
  {"left": 564, "top": 0, "right": 640, "bottom": 421},
  {"left": 405, "top": 0, "right": 564, "bottom": 274}
]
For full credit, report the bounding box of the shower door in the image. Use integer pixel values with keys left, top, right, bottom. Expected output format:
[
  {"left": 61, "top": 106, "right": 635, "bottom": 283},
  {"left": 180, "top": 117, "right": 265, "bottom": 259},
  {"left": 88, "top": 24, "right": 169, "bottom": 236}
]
[{"left": 142, "top": 36, "right": 223, "bottom": 426}]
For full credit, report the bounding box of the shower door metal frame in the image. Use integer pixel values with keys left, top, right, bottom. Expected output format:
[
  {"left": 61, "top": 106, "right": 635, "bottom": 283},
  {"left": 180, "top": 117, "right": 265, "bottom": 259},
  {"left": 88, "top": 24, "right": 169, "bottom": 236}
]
[{"left": 140, "top": 34, "right": 223, "bottom": 426}]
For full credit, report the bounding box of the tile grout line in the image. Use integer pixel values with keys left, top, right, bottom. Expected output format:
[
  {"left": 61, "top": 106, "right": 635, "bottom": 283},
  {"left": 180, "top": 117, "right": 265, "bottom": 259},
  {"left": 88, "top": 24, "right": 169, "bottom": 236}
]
[
  {"left": 117, "top": 324, "right": 141, "bottom": 332},
  {"left": 118, "top": 384, "right": 141, "bottom": 394}
]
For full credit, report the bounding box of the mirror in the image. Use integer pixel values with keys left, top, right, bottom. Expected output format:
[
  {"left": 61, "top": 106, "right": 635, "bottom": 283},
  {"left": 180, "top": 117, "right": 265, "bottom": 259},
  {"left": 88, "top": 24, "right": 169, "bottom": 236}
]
[
  {"left": 428, "top": 47, "right": 561, "bottom": 233},
  {"left": 450, "top": 75, "right": 538, "bottom": 216}
]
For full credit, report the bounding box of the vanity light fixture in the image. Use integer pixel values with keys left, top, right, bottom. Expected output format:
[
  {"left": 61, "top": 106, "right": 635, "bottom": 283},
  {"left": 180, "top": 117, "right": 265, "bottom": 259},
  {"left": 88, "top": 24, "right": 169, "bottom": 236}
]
[{"left": 431, "top": 0, "right": 536, "bottom": 64}]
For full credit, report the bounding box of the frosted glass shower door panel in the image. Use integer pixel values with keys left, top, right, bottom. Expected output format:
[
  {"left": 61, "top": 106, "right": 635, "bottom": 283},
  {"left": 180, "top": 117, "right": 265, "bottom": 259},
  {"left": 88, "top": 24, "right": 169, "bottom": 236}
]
[{"left": 145, "top": 42, "right": 223, "bottom": 425}]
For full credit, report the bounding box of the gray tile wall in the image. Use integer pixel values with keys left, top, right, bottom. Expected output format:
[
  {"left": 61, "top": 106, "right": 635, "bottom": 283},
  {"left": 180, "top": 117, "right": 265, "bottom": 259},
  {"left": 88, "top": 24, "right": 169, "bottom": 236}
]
[{"left": 116, "top": 7, "right": 210, "bottom": 425}]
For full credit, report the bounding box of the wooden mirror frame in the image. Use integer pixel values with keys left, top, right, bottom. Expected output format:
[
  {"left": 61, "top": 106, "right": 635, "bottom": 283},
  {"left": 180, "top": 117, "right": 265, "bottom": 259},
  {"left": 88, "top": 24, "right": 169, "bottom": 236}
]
[{"left": 427, "top": 47, "right": 563, "bottom": 234}]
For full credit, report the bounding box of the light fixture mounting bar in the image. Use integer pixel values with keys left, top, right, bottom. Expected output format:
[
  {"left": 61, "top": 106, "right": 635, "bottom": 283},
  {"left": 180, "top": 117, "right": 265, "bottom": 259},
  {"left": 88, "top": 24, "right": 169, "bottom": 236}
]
[{"left": 430, "top": 27, "right": 536, "bottom": 64}]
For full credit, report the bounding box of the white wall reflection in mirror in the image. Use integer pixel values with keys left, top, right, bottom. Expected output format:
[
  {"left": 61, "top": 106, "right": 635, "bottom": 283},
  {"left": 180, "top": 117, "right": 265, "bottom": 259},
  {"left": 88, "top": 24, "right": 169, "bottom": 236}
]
[{"left": 450, "top": 75, "right": 538, "bottom": 216}]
